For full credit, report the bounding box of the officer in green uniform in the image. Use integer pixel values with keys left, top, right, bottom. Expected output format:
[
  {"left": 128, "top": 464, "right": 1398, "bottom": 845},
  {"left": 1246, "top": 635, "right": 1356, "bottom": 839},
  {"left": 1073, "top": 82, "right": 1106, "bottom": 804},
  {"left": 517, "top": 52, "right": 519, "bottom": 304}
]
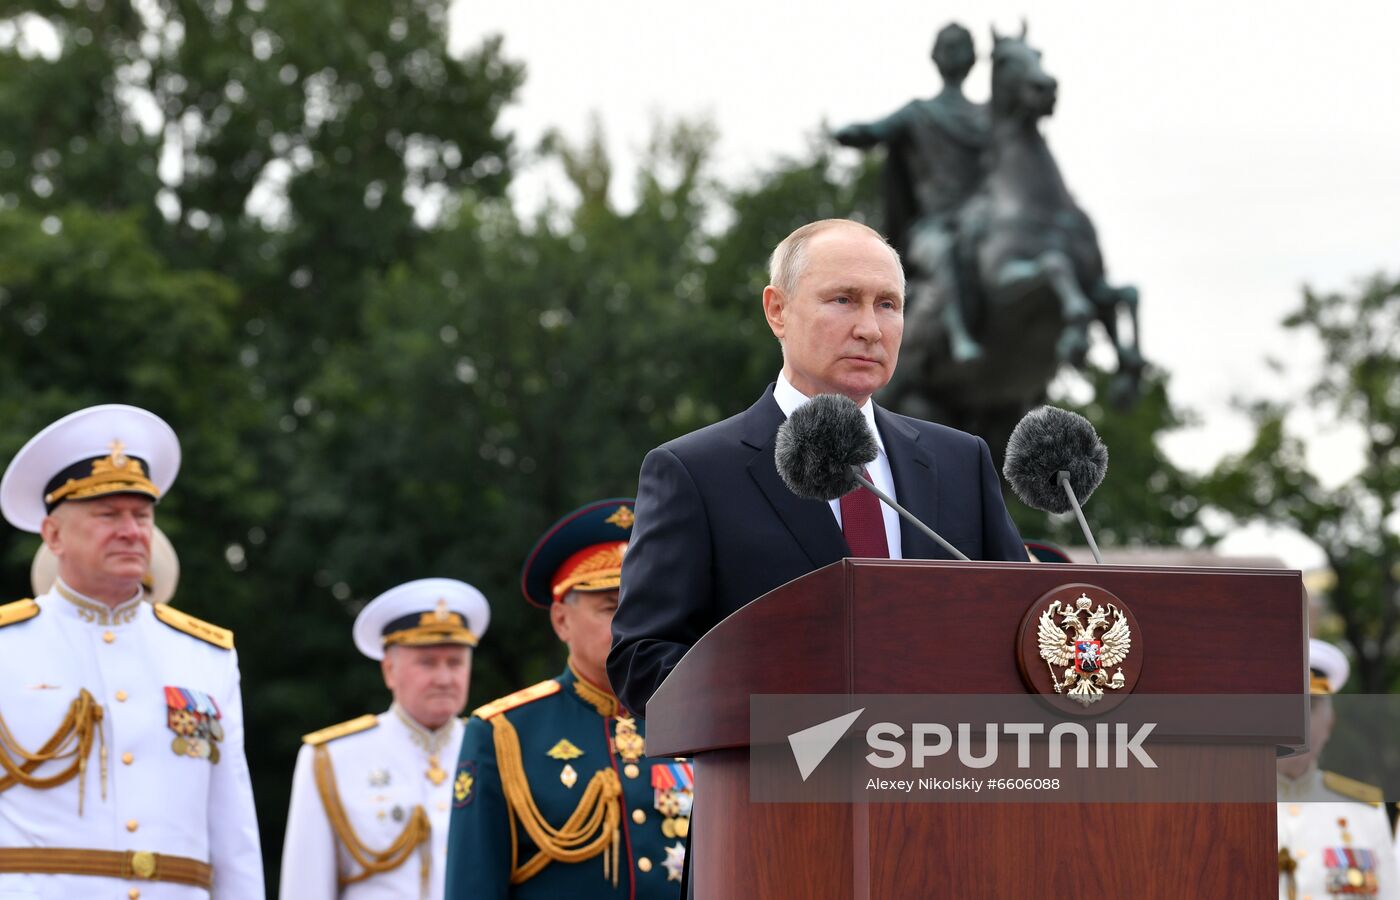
[{"left": 445, "top": 499, "right": 688, "bottom": 899}]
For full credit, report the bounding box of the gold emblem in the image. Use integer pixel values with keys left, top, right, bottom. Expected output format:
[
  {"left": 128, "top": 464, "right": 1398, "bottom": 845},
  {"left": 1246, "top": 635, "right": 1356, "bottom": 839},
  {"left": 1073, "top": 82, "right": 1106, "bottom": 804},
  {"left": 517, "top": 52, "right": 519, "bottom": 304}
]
[
  {"left": 130, "top": 850, "right": 157, "bottom": 879},
  {"left": 426, "top": 755, "right": 447, "bottom": 786},
  {"left": 613, "top": 716, "right": 645, "bottom": 762},
  {"left": 1037, "top": 593, "right": 1132, "bottom": 706},
  {"left": 453, "top": 769, "right": 474, "bottom": 803},
  {"left": 547, "top": 739, "right": 584, "bottom": 760},
  {"left": 605, "top": 506, "right": 635, "bottom": 529},
  {"left": 108, "top": 439, "right": 129, "bottom": 467},
  {"left": 560, "top": 763, "right": 578, "bottom": 788},
  {"left": 433, "top": 599, "right": 450, "bottom": 622}
]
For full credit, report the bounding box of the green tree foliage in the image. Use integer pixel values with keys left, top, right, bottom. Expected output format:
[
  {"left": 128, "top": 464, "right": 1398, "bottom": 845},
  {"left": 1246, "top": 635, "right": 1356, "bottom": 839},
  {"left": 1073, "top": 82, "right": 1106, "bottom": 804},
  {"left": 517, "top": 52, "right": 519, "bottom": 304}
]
[
  {"left": 1203, "top": 275, "right": 1399, "bottom": 692},
  {"left": 1, "top": 0, "right": 522, "bottom": 886}
]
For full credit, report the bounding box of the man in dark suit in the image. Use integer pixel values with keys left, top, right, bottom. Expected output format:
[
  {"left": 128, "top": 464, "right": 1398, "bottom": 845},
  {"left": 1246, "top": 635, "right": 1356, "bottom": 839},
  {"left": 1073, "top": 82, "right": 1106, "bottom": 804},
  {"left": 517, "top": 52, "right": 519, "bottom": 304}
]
[{"left": 607, "top": 218, "right": 1027, "bottom": 718}]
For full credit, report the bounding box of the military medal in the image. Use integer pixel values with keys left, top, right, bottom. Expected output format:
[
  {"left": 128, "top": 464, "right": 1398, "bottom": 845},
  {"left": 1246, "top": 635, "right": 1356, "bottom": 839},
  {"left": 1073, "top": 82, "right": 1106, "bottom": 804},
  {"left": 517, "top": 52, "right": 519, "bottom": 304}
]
[
  {"left": 427, "top": 756, "right": 447, "bottom": 786},
  {"left": 164, "top": 686, "right": 224, "bottom": 764},
  {"left": 653, "top": 761, "right": 694, "bottom": 841},
  {"left": 1323, "top": 817, "right": 1382, "bottom": 895},
  {"left": 662, "top": 842, "right": 686, "bottom": 882}
]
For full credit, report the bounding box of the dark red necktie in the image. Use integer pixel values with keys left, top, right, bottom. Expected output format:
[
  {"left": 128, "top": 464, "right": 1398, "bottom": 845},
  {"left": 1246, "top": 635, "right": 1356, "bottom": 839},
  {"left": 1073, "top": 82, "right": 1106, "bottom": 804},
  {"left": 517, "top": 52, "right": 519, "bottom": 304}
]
[{"left": 840, "top": 468, "right": 889, "bottom": 558}]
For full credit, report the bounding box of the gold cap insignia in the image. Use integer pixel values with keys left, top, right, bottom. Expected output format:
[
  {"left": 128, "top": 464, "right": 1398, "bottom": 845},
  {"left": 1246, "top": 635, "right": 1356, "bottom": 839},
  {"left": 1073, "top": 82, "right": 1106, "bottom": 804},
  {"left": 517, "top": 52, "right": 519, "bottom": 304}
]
[
  {"left": 605, "top": 506, "right": 635, "bottom": 530},
  {"left": 44, "top": 438, "right": 161, "bottom": 507}
]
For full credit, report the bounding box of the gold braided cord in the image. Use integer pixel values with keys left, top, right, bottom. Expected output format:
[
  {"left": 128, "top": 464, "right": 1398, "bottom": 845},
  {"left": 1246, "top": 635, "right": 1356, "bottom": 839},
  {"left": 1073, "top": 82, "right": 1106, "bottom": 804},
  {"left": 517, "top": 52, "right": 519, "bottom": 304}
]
[
  {"left": 0, "top": 688, "right": 107, "bottom": 814},
  {"left": 491, "top": 714, "right": 621, "bottom": 886},
  {"left": 312, "top": 746, "right": 432, "bottom": 897},
  {"left": 568, "top": 661, "right": 620, "bottom": 719}
]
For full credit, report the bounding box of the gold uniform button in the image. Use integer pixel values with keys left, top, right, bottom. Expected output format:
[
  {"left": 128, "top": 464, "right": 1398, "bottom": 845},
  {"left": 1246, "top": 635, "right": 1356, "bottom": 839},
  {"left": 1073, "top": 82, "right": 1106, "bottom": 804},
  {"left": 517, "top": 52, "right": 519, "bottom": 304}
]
[
  {"left": 637, "top": 857, "right": 652, "bottom": 873},
  {"left": 1288, "top": 804, "right": 1301, "bottom": 816},
  {"left": 126, "top": 819, "right": 139, "bottom": 832},
  {"left": 115, "top": 690, "right": 128, "bottom": 702},
  {"left": 624, "top": 763, "right": 640, "bottom": 779},
  {"left": 129, "top": 890, "right": 140, "bottom": 900},
  {"left": 103, "top": 631, "right": 115, "bottom": 643},
  {"left": 1296, "top": 850, "right": 1307, "bottom": 860},
  {"left": 122, "top": 752, "right": 134, "bottom": 765},
  {"left": 632, "top": 809, "right": 646, "bottom": 825}
]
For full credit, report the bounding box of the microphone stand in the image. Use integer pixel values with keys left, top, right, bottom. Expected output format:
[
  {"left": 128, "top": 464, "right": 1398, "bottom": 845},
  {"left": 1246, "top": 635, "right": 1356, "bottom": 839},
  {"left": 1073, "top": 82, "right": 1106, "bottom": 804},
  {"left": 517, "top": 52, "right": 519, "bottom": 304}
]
[
  {"left": 1057, "top": 471, "right": 1103, "bottom": 563},
  {"left": 849, "top": 470, "right": 971, "bottom": 562}
]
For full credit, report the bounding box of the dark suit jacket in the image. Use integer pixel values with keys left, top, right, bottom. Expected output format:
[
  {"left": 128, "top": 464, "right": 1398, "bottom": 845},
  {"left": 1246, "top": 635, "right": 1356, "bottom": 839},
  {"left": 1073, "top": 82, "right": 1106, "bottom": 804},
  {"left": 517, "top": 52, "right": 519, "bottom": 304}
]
[{"left": 608, "top": 385, "right": 1026, "bottom": 717}]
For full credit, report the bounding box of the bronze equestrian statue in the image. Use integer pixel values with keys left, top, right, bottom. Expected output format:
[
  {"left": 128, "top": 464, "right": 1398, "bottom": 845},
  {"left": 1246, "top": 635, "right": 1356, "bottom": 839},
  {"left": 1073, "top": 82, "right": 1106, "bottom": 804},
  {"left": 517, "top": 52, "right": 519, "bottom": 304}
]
[{"left": 836, "top": 23, "right": 1145, "bottom": 463}]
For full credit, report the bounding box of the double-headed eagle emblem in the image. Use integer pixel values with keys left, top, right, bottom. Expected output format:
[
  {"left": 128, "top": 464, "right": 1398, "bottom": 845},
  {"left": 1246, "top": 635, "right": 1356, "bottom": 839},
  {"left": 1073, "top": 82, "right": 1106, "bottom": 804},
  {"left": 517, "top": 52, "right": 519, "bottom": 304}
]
[{"left": 1037, "top": 593, "right": 1132, "bottom": 706}]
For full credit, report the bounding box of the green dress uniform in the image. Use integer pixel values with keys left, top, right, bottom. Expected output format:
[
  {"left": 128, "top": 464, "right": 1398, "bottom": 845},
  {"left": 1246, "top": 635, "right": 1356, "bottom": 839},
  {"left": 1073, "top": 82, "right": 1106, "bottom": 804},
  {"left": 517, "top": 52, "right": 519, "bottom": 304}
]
[
  {"left": 444, "top": 498, "right": 687, "bottom": 899},
  {"left": 445, "top": 664, "right": 688, "bottom": 898}
]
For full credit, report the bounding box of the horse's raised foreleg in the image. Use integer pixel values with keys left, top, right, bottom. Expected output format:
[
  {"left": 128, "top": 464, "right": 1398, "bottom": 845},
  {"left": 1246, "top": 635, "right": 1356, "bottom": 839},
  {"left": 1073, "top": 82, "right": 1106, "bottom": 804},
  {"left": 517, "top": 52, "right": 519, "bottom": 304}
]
[{"left": 992, "top": 250, "right": 1094, "bottom": 364}]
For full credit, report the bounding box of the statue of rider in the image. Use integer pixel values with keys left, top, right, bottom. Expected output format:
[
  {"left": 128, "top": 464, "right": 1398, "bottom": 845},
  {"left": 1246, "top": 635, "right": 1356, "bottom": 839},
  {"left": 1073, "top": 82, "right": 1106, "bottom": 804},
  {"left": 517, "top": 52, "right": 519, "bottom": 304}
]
[{"left": 834, "top": 23, "right": 989, "bottom": 363}]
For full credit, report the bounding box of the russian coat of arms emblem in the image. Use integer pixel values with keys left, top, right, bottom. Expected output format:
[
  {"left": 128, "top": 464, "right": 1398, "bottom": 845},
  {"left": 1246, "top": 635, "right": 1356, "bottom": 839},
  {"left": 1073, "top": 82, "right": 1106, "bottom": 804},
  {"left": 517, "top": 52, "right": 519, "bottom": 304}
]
[{"left": 1037, "top": 592, "right": 1132, "bottom": 706}]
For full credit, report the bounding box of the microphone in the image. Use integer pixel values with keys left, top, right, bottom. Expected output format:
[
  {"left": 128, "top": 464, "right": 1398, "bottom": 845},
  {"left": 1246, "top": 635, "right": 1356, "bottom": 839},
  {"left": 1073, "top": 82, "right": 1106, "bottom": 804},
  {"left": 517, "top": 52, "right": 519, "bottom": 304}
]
[
  {"left": 1003, "top": 406, "right": 1109, "bottom": 563},
  {"left": 774, "top": 394, "right": 970, "bottom": 562}
]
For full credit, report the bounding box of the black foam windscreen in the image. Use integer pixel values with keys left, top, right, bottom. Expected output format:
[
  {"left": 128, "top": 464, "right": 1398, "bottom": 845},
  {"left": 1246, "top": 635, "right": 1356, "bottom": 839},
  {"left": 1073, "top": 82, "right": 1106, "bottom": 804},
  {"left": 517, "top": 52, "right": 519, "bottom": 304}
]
[
  {"left": 1003, "top": 406, "right": 1109, "bottom": 514},
  {"left": 774, "top": 394, "right": 878, "bottom": 502}
]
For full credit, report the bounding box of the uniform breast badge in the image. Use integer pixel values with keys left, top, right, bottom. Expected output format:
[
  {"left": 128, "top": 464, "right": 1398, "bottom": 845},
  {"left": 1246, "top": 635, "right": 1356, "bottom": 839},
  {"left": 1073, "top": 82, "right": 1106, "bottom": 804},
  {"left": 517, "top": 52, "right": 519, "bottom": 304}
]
[
  {"left": 1017, "top": 584, "right": 1143, "bottom": 713},
  {"left": 652, "top": 761, "right": 694, "bottom": 839},
  {"left": 547, "top": 739, "right": 584, "bottom": 760},
  {"left": 164, "top": 686, "right": 224, "bottom": 763},
  {"left": 613, "top": 716, "right": 645, "bottom": 780}
]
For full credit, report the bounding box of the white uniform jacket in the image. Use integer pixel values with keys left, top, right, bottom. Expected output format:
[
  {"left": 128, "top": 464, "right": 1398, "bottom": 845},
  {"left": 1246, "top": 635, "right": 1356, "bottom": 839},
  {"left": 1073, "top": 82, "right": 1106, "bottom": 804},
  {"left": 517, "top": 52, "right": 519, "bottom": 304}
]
[
  {"left": 0, "top": 582, "right": 264, "bottom": 899},
  {"left": 279, "top": 707, "right": 464, "bottom": 900},
  {"left": 1278, "top": 767, "right": 1398, "bottom": 899}
]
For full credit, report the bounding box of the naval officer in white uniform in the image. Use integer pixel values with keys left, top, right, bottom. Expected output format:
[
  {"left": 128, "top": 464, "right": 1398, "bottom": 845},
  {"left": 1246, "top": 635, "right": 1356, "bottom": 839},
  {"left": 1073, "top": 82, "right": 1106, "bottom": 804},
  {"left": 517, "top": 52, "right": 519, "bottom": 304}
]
[
  {"left": 0, "top": 403, "right": 264, "bottom": 898},
  {"left": 279, "top": 578, "right": 490, "bottom": 899},
  {"left": 1278, "top": 639, "right": 1397, "bottom": 899}
]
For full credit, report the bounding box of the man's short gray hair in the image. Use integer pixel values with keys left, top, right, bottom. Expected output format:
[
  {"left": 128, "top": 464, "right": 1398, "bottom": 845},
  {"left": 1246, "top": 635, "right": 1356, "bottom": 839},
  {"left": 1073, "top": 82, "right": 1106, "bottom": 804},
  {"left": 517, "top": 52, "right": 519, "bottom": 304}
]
[{"left": 767, "top": 219, "right": 905, "bottom": 297}]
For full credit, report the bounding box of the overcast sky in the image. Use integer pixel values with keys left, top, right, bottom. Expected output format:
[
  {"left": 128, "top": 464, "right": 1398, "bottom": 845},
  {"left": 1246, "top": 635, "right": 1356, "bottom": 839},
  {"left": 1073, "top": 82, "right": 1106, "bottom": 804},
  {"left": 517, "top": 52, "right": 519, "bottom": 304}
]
[{"left": 450, "top": 1, "right": 1400, "bottom": 567}]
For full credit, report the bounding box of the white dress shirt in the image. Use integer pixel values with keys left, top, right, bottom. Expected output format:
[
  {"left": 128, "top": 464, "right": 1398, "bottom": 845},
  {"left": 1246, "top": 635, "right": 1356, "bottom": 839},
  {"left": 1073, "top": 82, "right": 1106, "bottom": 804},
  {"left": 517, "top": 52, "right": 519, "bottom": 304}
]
[
  {"left": 280, "top": 705, "right": 465, "bottom": 899},
  {"left": 0, "top": 580, "right": 265, "bottom": 899},
  {"left": 772, "top": 372, "right": 903, "bottom": 559}
]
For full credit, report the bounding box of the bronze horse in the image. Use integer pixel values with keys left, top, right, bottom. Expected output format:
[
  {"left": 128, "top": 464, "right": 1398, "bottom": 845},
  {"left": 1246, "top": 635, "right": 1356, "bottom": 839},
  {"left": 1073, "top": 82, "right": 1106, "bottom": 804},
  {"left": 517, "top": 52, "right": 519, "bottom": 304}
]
[{"left": 883, "top": 24, "right": 1145, "bottom": 456}]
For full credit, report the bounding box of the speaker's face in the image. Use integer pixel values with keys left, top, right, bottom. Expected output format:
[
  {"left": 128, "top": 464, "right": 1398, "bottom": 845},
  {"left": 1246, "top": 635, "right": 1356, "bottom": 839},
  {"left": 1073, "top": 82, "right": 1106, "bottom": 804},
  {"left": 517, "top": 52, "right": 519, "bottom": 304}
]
[{"left": 767, "top": 227, "right": 905, "bottom": 405}]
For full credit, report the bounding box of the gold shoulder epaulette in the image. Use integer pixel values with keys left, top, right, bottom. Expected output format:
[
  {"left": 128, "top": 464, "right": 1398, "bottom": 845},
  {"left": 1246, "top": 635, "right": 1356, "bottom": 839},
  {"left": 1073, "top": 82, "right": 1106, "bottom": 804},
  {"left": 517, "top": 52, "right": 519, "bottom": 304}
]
[
  {"left": 0, "top": 599, "right": 39, "bottom": 629},
  {"left": 303, "top": 714, "right": 379, "bottom": 746},
  {"left": 153, "top": 603, "right": 234, "bottom": 650},
  {"left": 472, "top": 679, "right": 561, "bottom": 720},
  {"left": 1323, "top": 771, "right": 1384, "bottom": 806}
]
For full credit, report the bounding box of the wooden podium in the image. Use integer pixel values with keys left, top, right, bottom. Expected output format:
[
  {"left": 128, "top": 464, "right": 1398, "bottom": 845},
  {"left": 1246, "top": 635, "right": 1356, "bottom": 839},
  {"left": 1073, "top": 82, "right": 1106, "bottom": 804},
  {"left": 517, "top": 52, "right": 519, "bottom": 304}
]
[{"left": 645, "top": 558, "right": 1307, "bottom": 899}]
